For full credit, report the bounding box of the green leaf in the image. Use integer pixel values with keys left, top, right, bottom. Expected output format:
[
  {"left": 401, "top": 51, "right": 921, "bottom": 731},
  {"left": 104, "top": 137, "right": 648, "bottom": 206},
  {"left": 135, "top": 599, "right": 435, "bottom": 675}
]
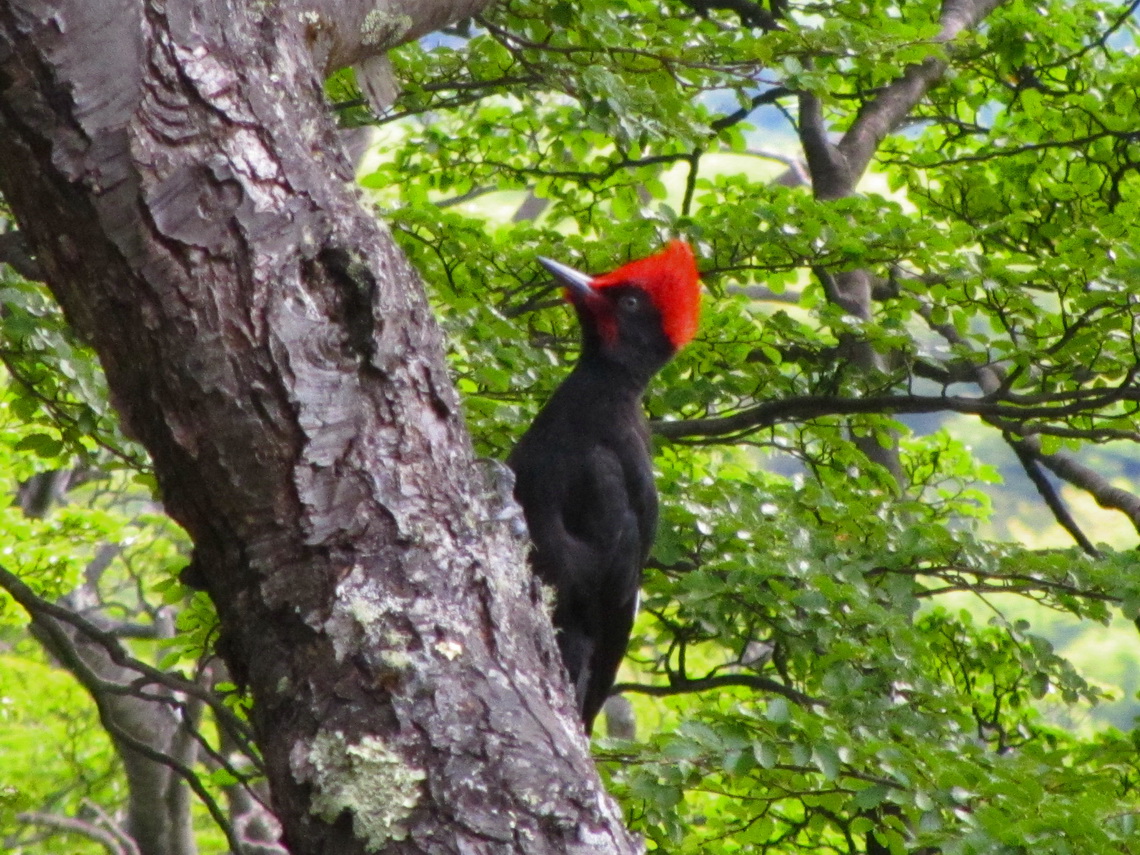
[
  {"left": 765, "top": 697, "right": 790, "bottom": 724},
  {"left": 854, "top": 785, "right": 889, "bottom": 810},
  {"left": 14, "top": 433, "right": 63, "bottom": 458}
]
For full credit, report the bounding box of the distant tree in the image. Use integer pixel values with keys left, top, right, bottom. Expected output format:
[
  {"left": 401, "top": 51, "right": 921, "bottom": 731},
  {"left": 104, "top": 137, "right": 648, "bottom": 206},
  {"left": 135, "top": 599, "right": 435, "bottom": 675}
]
[{"left": 2, "top": 0, "right": 1140, "bottom": 853}]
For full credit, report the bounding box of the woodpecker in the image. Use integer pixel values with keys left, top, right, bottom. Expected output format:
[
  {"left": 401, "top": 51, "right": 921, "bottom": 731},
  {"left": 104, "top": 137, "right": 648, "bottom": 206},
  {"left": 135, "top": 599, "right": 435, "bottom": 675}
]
[{"left": 508, "top": 240, "right": 701, "bottom": 733}]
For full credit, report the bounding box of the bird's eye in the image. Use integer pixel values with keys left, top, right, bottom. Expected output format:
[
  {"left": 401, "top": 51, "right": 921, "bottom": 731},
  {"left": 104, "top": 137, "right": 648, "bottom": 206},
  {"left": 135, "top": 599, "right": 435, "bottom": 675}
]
[{"left": 618, "top": 293, "right": 643, "bottom": 312}]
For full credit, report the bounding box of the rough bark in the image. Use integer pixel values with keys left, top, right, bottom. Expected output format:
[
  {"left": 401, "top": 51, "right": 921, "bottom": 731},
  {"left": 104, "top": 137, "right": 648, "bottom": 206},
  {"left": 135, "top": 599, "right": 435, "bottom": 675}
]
[{"left": 0, "top": 2, "right": 641, "bottom": 853}]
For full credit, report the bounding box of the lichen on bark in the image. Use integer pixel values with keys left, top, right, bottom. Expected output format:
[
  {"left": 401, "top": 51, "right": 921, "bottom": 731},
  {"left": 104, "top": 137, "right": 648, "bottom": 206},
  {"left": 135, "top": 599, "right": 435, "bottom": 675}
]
[{"left": 293, "top": 730, "right": 426, "bottom": 850}]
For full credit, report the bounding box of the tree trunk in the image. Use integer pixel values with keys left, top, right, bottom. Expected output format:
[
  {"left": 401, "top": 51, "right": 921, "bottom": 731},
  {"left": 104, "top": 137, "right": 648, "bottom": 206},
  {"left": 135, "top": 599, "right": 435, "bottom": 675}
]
[{"left": 0, "top": 2, "right": 640, "bottom": 853}]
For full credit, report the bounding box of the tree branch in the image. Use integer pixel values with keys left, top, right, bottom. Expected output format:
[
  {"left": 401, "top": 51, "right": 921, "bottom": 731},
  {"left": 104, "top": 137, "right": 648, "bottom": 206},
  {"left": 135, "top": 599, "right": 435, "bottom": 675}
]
[
  {"left": 613, "top": 674, "right": 821, "bottom": 708},
  {"left": 14, "top": 586, "right": 241, "bottom": 854},
  {"left": 301, "top": 0, "right": 495, "bottom": 70},
  {"left": 837, "top": 0, "right": 1008, "bottom": 181},
  {"left": 1007, "top": 439, "right": 1101, "bottom": 558},
  {"left": 1029, "top": 441, "right": 1140, "bottom": 533},
  {"left": 915, "top": 296, "right": 1140, "bottom": 536},
  {"left": 797, "top": 84, "right": 852, "bottom": 202},
  {"left": 0, "top": 565, "right": 258, "bottom": 760},
  {"left": 16, "top": 812, "right": 139, "bottom": 855},
  {"left": 653, "top": 388, "right": 1140, "bottom": 440},
  {"left": 711, "top": 86, "right": 792, "bottom": 132}
]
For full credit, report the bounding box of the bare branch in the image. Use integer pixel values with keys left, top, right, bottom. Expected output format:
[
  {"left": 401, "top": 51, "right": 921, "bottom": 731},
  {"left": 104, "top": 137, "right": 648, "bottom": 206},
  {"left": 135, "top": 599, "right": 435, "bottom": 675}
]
[
  {"left": 20, "top": 599, "right": 242, "bottom": 853},
  {"left": 1029, "top": 441, "right": 1140, "bottom": 533},
  {"left": 653, "top": 389, "right": 1140, "bottom": 440},
  {"left": 81, "top": 801, "right": 144, "bottom": 855},
  {"left": 837, "top": 0, "right": 1008, "bottom": 181},
  {"left": 303, "top": 0, "right": 495, "bottom": 70},
  {"left": 915, "top": 296, "right": 1140, "bottom": 537},
  {"left": 613, "top": 674, "right": 821, "bottom": 708},
  {"left": 712, "top": 86, "right": 793, "bottom": 132},
  {"left": 0, "top": 565, "right": 258, "bottom": 760},
  {"left": 1007, "top": 439, "right": 1101, "bottom": 558},
  {"left": 16, "top": 812, "right": 139, "bottom": 855},
  {"left": 798, "top": 86, "right": 852, "bottom": 201}
]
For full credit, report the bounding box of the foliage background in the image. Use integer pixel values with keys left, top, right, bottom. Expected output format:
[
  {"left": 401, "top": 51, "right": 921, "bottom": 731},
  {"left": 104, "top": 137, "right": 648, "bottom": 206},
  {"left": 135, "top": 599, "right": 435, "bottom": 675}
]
[{"left": 4, "top": 0, "right": 1140, "bottom": 851}]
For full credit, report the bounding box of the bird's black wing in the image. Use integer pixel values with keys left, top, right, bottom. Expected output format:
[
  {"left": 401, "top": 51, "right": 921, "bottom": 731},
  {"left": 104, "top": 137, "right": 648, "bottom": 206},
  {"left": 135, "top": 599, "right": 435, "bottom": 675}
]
[
  {"left": 571, "top": 442, "right": 657, "bottom": 731},
  {"left": 510, "top": 430, "right": 657, "bottom": 731}
]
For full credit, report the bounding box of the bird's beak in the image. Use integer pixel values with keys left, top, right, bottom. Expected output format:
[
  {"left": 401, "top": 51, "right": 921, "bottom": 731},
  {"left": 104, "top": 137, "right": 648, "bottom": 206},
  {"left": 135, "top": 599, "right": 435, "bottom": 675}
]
[{"left": 538, "top": 256, "right": 595, "bottom": 300}]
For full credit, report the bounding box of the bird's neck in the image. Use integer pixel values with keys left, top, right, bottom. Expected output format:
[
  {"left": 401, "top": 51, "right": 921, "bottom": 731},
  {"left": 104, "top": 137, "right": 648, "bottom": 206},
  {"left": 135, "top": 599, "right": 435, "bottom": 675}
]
[
  {"left": 567, "top": 350, "right": 655, "bottom": 404},
  {"left": 574, "top": 340, "right": 667, "bottom": 395}
]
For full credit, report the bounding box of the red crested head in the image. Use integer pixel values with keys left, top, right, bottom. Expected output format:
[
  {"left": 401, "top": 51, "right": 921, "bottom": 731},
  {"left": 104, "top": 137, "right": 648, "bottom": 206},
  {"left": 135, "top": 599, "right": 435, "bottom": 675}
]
[{"left": 589, "top": 240, "right": 702, "bottom": 350}]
